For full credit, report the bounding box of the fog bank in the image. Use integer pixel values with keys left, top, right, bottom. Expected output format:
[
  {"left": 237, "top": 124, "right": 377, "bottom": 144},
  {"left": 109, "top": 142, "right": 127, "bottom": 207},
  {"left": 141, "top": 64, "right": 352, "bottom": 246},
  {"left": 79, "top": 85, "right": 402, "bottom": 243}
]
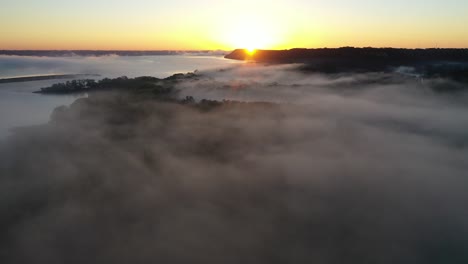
[{"left": 1, "top": 64, "right": 468, "bottom": 263}]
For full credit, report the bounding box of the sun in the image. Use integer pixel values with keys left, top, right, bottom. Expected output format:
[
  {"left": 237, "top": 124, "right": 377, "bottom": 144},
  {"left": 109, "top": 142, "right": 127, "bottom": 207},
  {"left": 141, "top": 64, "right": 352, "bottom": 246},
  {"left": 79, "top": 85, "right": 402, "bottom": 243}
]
[
  {"left": 221, "top": 16, "right": 278, "bottom": 51},
  {"left": 234, "top": 27, "right": 272, "bottom": 51},
  {"left": 246, "top": 48, "right": 257, "bottom": 55}
]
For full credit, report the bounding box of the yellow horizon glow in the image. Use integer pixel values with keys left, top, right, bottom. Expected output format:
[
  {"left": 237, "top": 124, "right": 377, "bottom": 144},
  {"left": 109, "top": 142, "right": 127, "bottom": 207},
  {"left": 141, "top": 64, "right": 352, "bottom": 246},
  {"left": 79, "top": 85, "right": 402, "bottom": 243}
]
[
  {"left": 2, "top": 31, "right": 468, "bottom": 51},
  {"left": 2, "top": 28, "right": 467, "bottom": 51}
]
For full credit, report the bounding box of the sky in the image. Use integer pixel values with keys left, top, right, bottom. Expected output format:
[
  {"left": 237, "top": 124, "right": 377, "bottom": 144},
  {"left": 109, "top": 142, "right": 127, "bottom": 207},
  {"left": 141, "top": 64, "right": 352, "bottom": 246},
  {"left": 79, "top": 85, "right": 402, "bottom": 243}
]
[{"left": 1, "top": 0, "right": 467, "bottom": 50}]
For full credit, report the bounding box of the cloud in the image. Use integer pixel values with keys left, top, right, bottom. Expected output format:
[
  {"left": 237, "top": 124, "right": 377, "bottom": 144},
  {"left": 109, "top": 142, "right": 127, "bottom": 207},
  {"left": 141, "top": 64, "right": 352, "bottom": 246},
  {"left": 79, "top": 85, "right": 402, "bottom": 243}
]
[{"left": 1, "top": 64, "right": 468, "bottom": 263}]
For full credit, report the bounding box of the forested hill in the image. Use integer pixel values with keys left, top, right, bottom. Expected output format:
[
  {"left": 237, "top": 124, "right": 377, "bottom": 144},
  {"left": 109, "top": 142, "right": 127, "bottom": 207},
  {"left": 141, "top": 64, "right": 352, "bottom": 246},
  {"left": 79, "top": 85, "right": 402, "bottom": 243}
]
[{"left": 225, "top": 48, "right": 468, "bottom": 70}]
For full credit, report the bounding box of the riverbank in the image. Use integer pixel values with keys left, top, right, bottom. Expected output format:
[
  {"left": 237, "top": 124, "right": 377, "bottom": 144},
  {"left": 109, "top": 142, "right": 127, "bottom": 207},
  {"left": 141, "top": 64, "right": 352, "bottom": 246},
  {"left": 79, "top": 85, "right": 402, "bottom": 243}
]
[{"left": 0, "top": 74, "right": 100, "bottom": 84}]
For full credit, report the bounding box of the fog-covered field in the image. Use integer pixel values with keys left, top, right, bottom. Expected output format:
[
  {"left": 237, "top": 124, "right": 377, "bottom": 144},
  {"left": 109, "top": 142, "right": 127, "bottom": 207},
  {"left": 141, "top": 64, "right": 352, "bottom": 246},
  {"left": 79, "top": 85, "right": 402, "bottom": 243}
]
[{"left": 1, "top": 64, "right": 467, "bottom": 263}]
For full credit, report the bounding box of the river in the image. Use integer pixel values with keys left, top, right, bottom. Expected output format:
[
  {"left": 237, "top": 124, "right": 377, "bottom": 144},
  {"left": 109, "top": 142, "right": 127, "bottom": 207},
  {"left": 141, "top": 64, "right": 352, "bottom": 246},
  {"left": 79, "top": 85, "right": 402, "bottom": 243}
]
[{"left": 0, "top": 55, "right": 239, "bottom": 137}]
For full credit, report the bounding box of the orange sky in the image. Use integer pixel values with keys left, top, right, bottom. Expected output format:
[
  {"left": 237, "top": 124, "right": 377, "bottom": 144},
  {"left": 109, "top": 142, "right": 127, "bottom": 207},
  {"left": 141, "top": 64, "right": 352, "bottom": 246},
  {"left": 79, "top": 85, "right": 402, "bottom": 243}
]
[{"left": 1, "top": 0, "right": 467, "bottom": 50}]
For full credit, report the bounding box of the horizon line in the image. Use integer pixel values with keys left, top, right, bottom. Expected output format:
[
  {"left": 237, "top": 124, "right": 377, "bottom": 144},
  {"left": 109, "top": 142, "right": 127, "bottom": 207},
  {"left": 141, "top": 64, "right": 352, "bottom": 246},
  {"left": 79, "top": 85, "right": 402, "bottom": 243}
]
[{"left": 2, "top": 47, "right": 468, "bottom": 52}]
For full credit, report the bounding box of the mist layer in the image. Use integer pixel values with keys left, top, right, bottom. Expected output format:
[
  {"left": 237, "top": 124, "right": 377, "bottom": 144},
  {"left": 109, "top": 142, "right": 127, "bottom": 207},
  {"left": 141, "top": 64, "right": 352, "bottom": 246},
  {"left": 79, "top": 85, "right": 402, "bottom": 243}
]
[{"left": 1, "top": 65, "right": 468, "bottom": 263}]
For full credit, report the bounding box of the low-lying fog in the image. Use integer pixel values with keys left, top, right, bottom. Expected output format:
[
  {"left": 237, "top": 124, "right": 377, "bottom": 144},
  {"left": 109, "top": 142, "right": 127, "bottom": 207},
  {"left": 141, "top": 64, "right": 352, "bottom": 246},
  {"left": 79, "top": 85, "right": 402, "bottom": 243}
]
[{"left": 1, "top": 64, "right": 467, "bottom": 263}]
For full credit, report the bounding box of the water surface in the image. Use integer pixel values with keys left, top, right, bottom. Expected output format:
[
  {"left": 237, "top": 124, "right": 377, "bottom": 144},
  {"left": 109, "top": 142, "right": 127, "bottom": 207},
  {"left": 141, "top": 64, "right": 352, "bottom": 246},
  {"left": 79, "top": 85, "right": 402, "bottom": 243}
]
[{"left": 0, "top": 55, "right": 239, "bottom": 138}]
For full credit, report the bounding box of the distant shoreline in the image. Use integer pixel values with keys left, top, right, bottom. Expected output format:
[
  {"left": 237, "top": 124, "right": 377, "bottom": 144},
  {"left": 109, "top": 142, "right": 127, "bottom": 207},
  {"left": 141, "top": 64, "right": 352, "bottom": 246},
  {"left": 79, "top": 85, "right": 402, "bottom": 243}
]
[
  {"left": 0, "top": 50, "right": 228, "bottom": 57},
  {"left": 0, "top": 74, "right": 100, "bottom": 84}
]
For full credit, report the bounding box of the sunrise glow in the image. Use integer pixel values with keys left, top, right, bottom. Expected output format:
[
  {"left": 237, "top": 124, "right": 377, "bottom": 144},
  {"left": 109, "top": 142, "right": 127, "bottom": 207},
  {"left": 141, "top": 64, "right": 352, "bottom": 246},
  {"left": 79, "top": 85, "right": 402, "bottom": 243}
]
[
  {"left": 246, "top": 48, "right": 256, "bottom": 55},
  {"left": 219, "top": 15, "right": 282, "bottom": 51},
  {"left": 1, "top": 0, "right": 468, "bottom": 50}
]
